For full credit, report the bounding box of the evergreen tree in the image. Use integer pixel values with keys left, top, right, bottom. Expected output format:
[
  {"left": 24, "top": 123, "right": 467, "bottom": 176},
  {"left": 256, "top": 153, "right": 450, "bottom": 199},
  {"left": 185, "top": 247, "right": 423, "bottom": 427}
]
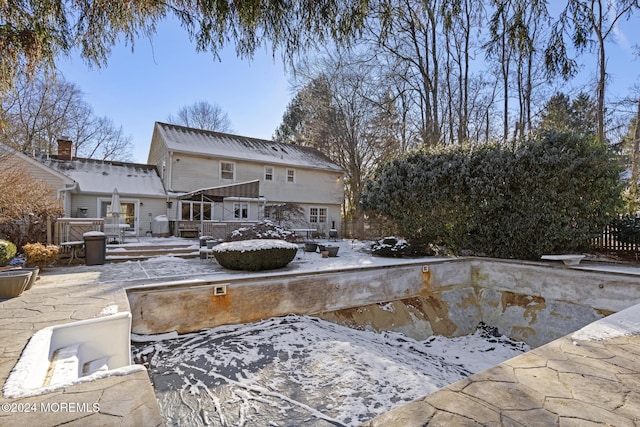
[{"left": 537, "top": 91, "right": 597, "bottom": 136}]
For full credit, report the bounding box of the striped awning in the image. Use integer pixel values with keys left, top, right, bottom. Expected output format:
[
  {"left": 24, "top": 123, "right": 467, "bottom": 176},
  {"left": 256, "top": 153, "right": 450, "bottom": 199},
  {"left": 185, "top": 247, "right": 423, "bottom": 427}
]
[{"left": 177, "top": 180, "right": 261, "bottom": 202}]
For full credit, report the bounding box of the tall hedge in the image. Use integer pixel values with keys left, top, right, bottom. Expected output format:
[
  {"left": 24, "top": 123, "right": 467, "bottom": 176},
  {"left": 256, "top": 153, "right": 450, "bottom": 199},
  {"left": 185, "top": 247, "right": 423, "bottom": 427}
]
[{"left": 360, "top": 131, "right": 623, "bottom": 259}]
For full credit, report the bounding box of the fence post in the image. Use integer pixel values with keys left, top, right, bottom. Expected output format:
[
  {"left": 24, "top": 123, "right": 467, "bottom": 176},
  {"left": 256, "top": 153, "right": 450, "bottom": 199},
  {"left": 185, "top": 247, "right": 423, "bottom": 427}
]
[{"left": 46, "top": 216, "right": 52, "bottom": 245}]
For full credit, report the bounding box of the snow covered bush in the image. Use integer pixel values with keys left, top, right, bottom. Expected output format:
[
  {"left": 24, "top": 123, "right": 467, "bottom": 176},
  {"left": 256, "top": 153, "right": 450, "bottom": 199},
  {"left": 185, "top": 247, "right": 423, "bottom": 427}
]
[
  {"left": 361, "top": 144, "right": 473, "bottom": 253},
  {"left": 226, "top": 220, "right": 297, "bottom": 242},
  {"left": 0, "top": 240, "right": 17, "bottom": 266},
  {"left": 369, "top": 237, "right": 444, "bottom": 258},
  {"left": 211, "top": 239, "right": 298, "bottom": 271},
  {"left": 361, "top": 131, "right": 622, "bottom": 259}
]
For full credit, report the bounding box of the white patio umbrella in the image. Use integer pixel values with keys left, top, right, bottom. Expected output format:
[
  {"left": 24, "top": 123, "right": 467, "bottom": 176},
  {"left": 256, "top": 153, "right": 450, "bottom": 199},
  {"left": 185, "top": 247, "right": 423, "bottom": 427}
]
[
  {"left": 110, "top": 188, "right": 122, "bottom": 218},
  {"left": 109, "top": 188, "right": 123, "bottom": 243}
]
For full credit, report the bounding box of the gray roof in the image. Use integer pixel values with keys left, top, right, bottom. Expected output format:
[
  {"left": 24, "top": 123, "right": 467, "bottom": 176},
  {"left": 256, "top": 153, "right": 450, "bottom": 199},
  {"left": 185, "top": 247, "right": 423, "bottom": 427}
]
[
  {"left": 155, "top": 122, "right": 343, "bottom": 172},
  {"left": 39, "top": 158, "right": 166, "bottom": 197}
]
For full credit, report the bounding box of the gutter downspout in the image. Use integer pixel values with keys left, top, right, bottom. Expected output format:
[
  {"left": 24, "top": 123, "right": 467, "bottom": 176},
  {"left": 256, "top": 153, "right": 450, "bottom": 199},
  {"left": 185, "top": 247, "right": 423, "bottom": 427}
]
[{"left": 168, "top": 151, "right": 174, "bottom": 192}]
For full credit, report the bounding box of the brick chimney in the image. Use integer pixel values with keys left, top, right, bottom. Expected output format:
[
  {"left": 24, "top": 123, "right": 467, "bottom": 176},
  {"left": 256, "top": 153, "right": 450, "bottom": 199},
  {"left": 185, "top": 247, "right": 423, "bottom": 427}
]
[{"left": 57, "top": 137, "right": 73, "bottom": 160}]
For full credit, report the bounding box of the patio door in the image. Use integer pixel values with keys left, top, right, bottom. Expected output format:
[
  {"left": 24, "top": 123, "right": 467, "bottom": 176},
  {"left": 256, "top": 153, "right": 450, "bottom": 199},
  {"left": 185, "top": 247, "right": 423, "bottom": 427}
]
[{"left": 100, "top": 200, "right": 137, "bottom": 233}]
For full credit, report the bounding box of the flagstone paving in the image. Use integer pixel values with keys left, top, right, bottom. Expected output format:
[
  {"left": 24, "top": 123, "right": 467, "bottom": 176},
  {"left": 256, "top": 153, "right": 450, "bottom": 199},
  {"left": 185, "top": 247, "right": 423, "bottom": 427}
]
[{"left": 363, "top": 328, "right": 640, "bottom": 426}]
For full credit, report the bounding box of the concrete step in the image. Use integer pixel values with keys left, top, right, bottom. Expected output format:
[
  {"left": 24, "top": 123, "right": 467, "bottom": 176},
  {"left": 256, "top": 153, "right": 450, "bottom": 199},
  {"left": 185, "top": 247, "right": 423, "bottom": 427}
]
[{"left": 106, "top": 243, "right": 200, "bottom": 261}]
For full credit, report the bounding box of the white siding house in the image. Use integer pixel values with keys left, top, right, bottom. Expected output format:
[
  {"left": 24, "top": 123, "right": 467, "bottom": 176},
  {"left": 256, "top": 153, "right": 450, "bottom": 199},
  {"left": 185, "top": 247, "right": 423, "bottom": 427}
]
[
  {"left": 2, "top": 139, "right": 168, "bottom": 238},
  {"left": 148, "top": 122, "right": 345, "bottom": 237},
  {"left": 37, "top": 157, "right": 168, "bottom": 237}
]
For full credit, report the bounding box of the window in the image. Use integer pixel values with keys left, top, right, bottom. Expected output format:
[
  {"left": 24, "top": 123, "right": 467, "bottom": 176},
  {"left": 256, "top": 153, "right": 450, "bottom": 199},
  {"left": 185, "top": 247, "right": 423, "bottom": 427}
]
[
  {"left": 264, "top": 205, "right": 275, "bottom": 219},
  {"left": 309, "top": 207, "right": 327, "bottom": 224},
  {"left": 220, "top": 161, "right": 235, "bottom": 180},
  {"left": 234, "top": 203, "right": 249, "bottom": 219},
  {"left": 180, "top": 201, "right": 214, "bottom": 220},
  {"left": 264, "top": 166, "right": 273, "bottom": 181},
  {"left": 287, "top": 168, "right": 295, "bottom": 183}
]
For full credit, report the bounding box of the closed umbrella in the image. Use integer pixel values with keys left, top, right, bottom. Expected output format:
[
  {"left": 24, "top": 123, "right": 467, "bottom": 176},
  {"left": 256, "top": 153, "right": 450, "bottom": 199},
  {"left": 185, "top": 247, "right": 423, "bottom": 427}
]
[
  {"left": 110, "top": 188, "right": 121, "bottom": 218},
  {"left": 110, "top": 188, "right": 122, "bottom": 243}
]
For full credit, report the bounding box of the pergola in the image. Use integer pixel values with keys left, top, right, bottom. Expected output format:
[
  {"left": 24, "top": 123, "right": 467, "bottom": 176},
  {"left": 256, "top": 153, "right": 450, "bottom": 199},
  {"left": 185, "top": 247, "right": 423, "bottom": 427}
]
[
  {"left": 175, "top": 180, "right": 266, "bottom": 236},
  {"left": 177, "top": 180, "right": 262, "bottom": 203}
]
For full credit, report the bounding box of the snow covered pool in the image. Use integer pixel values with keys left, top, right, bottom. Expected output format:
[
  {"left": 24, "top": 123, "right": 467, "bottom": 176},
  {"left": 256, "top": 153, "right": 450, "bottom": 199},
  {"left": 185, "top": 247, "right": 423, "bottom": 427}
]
[{"left": 132, "top": 314, "right": 528, "bottom": 427}]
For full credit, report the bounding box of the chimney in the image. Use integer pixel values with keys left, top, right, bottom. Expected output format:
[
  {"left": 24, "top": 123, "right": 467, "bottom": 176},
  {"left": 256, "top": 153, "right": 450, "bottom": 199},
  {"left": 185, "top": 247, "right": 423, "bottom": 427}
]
[{"left": 57, "top": 137, "right": 72, "bottom": 161}]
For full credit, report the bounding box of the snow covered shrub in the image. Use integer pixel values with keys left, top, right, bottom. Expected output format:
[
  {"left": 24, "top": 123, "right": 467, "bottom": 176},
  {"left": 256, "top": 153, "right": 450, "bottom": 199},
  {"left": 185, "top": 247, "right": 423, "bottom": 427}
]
[
  {"left": 22, "top": 243, "right": 59, "bottom": 268},
  {"left": 0, "top": 240, "right": 17, "bottom": 266},
  {"left": 361, "top": 131, "right": 622, "bottom": 259},
  {"left": 370, "top": 237, "right": 444, "bottom": 257},
  {"left": 211, "top": 239, "right": 298, "bottom": 271},
  {"left": 226, "top": 220, "right": 297, "bottom": 242},
  {"left": 361, "top": 145, "right": 473, "bottom": 253}
]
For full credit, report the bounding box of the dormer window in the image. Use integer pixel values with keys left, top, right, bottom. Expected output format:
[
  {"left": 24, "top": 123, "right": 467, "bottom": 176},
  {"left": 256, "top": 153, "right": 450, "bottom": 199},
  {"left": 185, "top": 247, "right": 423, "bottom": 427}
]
[{"left": 220, "top": 161, "right": 235, "bottom": 180}]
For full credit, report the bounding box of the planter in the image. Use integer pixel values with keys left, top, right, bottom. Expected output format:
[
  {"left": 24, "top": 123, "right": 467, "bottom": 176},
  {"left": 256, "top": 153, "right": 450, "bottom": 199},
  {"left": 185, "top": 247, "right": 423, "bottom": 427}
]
[
  {"left": 0, "top": 270, "right": 33, "bottom": 298},
  {"left": 321, "top": 250, "right": 329, "bottom": 258},
  {"left": 304, "top": 242, "right": 318, "bottom": 252},
  {"left": 325, "top": 246, "right": 339, "bottom": 257},
  {"left": 22, "top": 267, "right": 39, "bottom": 291},
  {"left": 212, "top": 239, "right": 298, "bottom": 271},
  {"left": 318, "top": 244, "right": 326, "bottom": 252}
]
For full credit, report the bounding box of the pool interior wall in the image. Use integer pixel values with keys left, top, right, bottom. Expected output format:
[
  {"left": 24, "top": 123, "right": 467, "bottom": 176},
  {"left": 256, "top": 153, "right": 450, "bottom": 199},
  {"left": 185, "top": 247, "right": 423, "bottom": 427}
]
[{"left": 127, "top": 258, "right": 640, "bottom": 348}]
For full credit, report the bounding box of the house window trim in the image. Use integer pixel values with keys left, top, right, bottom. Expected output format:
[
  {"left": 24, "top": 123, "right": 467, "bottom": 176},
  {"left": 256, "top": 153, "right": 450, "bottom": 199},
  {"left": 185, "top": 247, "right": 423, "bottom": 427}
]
[
  {"left": 264, "top": 165, "right": 274, "bottom": 181},
  {"left": 309, "top": 206, "right": 328, "bottom": 224},
  {"left": 179, "top": 201, "right": 215, "bottom": 221},
  {"left": 286, "top": 168, "right": 296, "bottom": 184},
  {"left": 233, "top": 202, "right": 249, "bottom": 219},
  {"left": 220, "top": 161, "right": 236, "bottom": 180}
]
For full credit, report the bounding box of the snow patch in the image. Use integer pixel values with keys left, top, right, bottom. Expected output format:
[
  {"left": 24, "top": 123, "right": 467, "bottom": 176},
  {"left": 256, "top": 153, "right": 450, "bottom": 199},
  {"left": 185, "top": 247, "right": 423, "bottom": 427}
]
[
  {"left": 571, "top": 303, "right": 640, "bottom": 341},
  {"left": 211, "top": 239, "right": 298, "bottom": 253}
]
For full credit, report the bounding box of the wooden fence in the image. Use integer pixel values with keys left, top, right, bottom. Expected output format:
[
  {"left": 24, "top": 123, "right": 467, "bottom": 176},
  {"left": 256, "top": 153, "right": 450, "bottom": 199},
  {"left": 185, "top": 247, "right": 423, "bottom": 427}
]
[
  {"left": 342, "top": 216, "right": 399, "bottom": 240},
  {"left": 592, "top": 221, "right": 640, "bottom": 255}
]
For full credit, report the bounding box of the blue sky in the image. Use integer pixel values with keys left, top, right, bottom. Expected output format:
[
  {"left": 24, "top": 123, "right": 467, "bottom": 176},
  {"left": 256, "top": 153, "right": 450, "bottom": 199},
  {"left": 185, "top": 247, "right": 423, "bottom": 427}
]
[
  {"left": 56, "top": 12, "right": 640, "bottom": 164},
  {"left": 57, "top": 17, "right": 291, "bottom": 164}
]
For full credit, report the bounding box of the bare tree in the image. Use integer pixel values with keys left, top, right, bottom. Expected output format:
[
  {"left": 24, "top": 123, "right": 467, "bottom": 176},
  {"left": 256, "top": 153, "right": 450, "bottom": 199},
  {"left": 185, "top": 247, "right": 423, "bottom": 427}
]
[
  {"left": 278, "top": 50, "right": 402, "bottom": 217},
  {"left": 167, "top": 101, "right": 233, "bottom": 132},
  {"left": 0, "top": 71, "right": 133, "bottom": 160},
  {"left": 0, "top": 148, "right": 63, "bottom": 246},
  {"left": 546, "top": 0, "right": 640, "bottom": 143}
]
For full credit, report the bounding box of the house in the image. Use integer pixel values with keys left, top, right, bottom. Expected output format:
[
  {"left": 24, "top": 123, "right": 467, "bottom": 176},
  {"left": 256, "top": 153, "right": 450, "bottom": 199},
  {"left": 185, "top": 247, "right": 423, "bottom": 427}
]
[
  {"left": 148, "top": 122, "right": 344, "bottom": 238},
  {"left": 1, "top": 139, "right": 168, "bottom": 239}
]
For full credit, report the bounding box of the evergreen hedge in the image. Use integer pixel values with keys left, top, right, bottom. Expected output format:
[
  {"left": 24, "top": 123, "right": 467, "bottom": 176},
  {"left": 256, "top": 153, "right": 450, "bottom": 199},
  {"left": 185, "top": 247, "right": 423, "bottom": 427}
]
[{"left": 361, "top": 131, "right": 623, "bottom": 260}]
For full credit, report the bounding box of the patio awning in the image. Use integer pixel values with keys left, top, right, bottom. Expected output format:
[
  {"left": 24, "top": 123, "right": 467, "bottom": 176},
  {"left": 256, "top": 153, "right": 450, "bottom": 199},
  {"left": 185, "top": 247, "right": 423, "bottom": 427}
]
[{"left": 177, "top": 180, "right": 261, "bottom": 202}]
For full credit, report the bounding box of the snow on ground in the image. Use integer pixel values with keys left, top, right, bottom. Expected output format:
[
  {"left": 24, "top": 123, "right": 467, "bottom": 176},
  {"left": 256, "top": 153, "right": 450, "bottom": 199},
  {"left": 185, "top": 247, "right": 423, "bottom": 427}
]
[
  {"left": 572, "top": 302, "right": 640, "bottom": 342},
  {"left": 132, "top": 315, "right": 529, "bottom": 427},
  {"left": 39, "top": 238, "right": 451, "bottom": 285},
  {"left": 36, "top": 237, "right": 640, "bottom": 425}
]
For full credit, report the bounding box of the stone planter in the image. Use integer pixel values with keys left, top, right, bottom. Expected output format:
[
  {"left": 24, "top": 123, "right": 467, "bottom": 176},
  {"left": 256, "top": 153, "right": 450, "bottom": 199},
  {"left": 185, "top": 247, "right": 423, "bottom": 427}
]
[
  {"left": 325, "top": 246, "right": 339, "bottom": 257},
  {"left": 304, "top": 242, "right": 318, "bottom": 252},
  {"left": 22, "top": 267, "right": 39, "bottom": 291},
  {"left": 0, "top": 270, "right": 33, "bottom": 298},
  {"left": 212, "top": 239, "right": 298, "bottom": 271}
]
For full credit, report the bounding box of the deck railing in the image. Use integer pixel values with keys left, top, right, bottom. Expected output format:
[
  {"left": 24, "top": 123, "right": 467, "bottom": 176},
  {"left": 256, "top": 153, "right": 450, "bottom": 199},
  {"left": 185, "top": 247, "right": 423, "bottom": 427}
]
[{"left": 53, "top": 218, "right": 104, "bottom": 245}]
